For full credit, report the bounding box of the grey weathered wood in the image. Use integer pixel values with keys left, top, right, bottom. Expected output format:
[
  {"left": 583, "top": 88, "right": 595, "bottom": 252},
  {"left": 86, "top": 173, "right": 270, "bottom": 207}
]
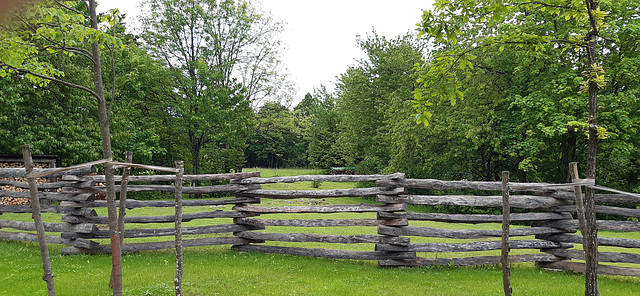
[
  {"left": 0, "top": 231, "right": 98, "bottom": 249},
  {"left": 538, "top": 234, "right": 640, "bottom": 249},
  {"left": 174, "top": 160, "right": 184, "bottom": 296},
  {"left": 545, "top": 249, "right": 640, "bottom": 264},
  {"left": 377, "top": 195, "right": 570, "bottom": 209},
  {"left": 234, "top": 218, "right": 379, "bottom": 227},
  {"left": 78, "top": 184, "right": 258, "bottom": 194},
  {"left": 379, "top": 253, "right": 560, "bottom": 267},
  {"left": 237, "top": 187, "right": 406, "bottom": 199},
  {"left": 0, "top": 191, "right": 94, "bottom": 201},
  {"left": 234, "top": 203, "right": 406, "bottom": 214},
  {"left": 552, "top": 192, "right": 640, "bottom": 205},
  {"left": 377, "top": 225, "right": 565, "bottom": 239},
  {"left": 0, "top": 180, "right": 77, "bottom": 189},
  {"left": 73, "top": 224, "right": 264, "bottom": 239},
  {"left": 236, "top": 232, "right": 411, "bottom": 246},
  {"left": 62, "top": 210, "right": 255, "bottom": 224},
  {"left": 62, "top": 171, "right": 261, "bottom": 183},
  {"left": 544, "top": 219, "right": 640, "bottom": 232},
  {"left": 548, "top": 205, "right": 640, "bottom": 219},
  {"left": 0, "top": 205, "right": 97, "bottom": 216},
  {"left": 233, "top": 173, "right": 405, "bottom": 184},
  {"left": 0, "top": 166, "right": 95, "bottom": 178},
  {"left": 60, "top": 197, "right": 259, "bottom": 209},
  {"left": 21, "top": 145, "right": 55, "bottom": 296},
  {"left": 377, "top": 179, "right": 575, "bottom": 192},
  {"left": 0, "top": 220, "right": 97, "bottom": 233},
  {"left": 376, "top": 240, "right": 572, "bottom": 252},
  {"left": 61, "top": 237, "right": 252, "bottom": 255},
  {"left": 501, "top": 171, "right": 512, "bottom": 296},
  {"left": 231, "top": 244, "right": 416, "bottom": 260},
  {"left": 117, "top": 151, "right": 133, "bottom": 248},
  {"left": 378, "top": 211, "right": 572, "bottom": 223},
  {"left": 539, "top": 261, "right": 640, "bottom": 277}
]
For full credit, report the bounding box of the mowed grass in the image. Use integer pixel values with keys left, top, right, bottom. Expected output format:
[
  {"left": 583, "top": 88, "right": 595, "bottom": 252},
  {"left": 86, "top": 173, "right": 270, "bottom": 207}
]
[
  {"left": 1, "top": 168, "right": 640, "bottom": 295},
  {"left": 2, "top": 240, "right": 640, "bottom": 296}
]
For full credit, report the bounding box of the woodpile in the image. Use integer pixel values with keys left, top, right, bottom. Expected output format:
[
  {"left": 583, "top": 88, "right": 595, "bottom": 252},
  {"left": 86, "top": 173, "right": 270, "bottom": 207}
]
[
  {"left": 0, "top": 197, "right": 30, "bottom": 205},
  {"left": 1, "top": 161, "right": 54, "bottom": 205}
]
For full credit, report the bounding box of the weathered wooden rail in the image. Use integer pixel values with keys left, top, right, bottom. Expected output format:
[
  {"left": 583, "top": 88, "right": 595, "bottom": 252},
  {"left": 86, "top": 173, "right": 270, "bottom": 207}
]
[{"left": 2, "top": 169, "right": 640, "bottom": 277}]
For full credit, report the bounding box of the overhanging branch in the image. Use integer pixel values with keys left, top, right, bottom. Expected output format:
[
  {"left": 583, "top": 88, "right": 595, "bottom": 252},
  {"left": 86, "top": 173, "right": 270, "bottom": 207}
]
[{"left": 1, "top": 64, "right": 100, "bottom": 100}]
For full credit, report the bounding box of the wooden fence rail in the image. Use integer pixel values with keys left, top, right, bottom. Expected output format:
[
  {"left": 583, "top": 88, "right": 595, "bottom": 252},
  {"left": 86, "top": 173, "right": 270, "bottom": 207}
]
[{"left": 2, "top": 170, "right": 640, "bottom": 277}]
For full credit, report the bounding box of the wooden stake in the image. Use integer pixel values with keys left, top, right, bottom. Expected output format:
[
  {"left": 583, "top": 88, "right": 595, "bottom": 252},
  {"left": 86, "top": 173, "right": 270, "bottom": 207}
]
[
  {"left": 501, "top": 171, "right": 512, "bottom": 296},
  {"left": 174, "top": 161, "right": 184, "bottom": 296},
  {"left": 22, "top": 144, "right": 56, "bottom": 296},
  {"left": 570, "top": 163, "right": 588, "bottom": 241},
  {"left": 110, "top": 151, "right": 132, "bottom": 289},
  {"left": 117, "top": 151, "right": 133, "bottom": 247}
]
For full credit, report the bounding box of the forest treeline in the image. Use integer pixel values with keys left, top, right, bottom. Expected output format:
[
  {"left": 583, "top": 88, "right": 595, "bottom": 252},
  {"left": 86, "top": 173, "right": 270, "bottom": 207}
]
[{"left": 1, "top": 1, "right": 639, "bottom": 192}]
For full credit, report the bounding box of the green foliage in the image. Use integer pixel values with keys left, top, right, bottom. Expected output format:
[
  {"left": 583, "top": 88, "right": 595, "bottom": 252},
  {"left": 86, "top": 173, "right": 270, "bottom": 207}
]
[
  {"left": 300, "top": 87, "right": 344, "bottom": 170},
  {"left": 139, "top": 0, "right": 290, "bottom": 174},
  {"left": 246, "top": 102, "right": 307, "bottom": 168},
  {"left": 0, "top": 71, "right": 101, "bottom": 165},
  {"left": 402, "top": 0, "right": 640, "bottom": 189},
  {"left": 0, "top": 2, "right": 169, "bottom": 165},
  {"left": 0, "top": 1, "right": 121, "bottom": 86},
  {"left": 414, "top": 0, "right": 604, "bottom": 125},
  {"left": 331, "top": 32, "right": 426, "bottom": 172}
]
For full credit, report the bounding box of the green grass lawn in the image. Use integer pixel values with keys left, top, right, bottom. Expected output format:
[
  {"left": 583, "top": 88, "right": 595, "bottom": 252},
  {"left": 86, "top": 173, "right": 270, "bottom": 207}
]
[{"left": 1, "top": 168, "right": 640, "bottom": 295}]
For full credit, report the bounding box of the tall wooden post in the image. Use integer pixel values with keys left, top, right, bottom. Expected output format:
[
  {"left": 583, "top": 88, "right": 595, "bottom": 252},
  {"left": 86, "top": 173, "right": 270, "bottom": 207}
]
[
  {"left": 22, "top": 144, "right": 56, "bottom": 296},
  {"left": 569, "top": 163, "right": 588, "bottom": 240},
  {"left": 110, "top": 151, "right": 132, "bottom": 289},
  {"left": 501, "top": 171, "right": 512, "bottom": 296},
  {"left": 117, "top": 151, "right": 133, "bottom": 247},
  {"left": 174, "top": 161, "right": 184, "bottom": 296}
]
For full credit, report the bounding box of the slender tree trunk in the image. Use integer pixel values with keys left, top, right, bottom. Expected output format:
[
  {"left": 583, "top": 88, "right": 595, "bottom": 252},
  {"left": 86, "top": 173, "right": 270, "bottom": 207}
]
[
  {"left": 22, "top": 144, "right": 56, "bottom": 296},
  {"left": 88, "top": 1, "right": 122, "bottom": 294},
  {"left": 583, "top": 1, "right": 601, "bottom": 295}
]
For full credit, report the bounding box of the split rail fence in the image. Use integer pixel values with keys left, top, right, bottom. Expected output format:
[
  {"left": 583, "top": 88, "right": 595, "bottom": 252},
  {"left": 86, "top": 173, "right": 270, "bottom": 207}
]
[{"left": 2, "top": 168, "right": 640, "bottom": 277}]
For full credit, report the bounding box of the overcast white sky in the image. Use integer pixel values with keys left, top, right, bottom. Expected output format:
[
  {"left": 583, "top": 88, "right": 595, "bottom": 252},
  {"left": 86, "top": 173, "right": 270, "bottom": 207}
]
[{"left": 98, "top": 0, "right": 434, "bottom": 105}]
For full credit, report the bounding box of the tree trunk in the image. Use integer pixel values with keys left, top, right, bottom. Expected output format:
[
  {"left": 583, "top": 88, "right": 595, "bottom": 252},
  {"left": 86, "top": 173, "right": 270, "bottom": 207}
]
[
  {"left": 583, "top": 1, "right": 601, "bottom": 295},
  {"left": 88, "top": 1, "right": 122, "bottom": 295},
  {"left": 22, "top": 145, "right": 56, "bottom": 296}
]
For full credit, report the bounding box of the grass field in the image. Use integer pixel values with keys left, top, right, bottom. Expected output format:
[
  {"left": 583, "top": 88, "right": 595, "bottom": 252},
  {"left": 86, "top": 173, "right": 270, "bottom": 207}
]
[{"left": 1, "top": 168, "right": 639, "bottom": 295}]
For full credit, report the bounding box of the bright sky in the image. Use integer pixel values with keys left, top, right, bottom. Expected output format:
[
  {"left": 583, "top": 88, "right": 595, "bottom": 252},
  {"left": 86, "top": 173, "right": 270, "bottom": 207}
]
[{"left": 98, "top": 0, "right": 435, "bottom": 105}]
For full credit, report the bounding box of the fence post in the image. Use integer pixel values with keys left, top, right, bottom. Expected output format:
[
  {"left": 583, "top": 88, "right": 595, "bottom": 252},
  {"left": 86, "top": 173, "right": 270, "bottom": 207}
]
[
  {"left": 501, "top": 171, "right": 512, "bottom": 296},
  {"left": 231, "top": 172, "right": 262, "bottom": 248},
  {"left": 22, "top": 144, "right": 56, "bottom": 296},
  {"left": 60, "top": 175, "right": 100, "bottom": 255},
  {"left": 174, "top": 161, "right": 184, "bottom": 296},
  {"left": 569, "top": 163, "right": 588, "bottom": 242},
  {"left": 375, "top": 174, "right": 412, "bottom": 266},
  {"left": 117, "top": 151, "right": 133, "bottom": 247}
]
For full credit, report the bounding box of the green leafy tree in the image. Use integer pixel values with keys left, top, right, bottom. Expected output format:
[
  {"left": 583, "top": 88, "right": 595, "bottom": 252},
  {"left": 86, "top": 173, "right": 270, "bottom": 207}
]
[
  {"left": 246, "top": 102, "right": 306, "bottom": 167},
  {"left": 0, "top": 0, "right": 125, "bottom": 294},
  {"left": 335, "top": 32, "right": 426, "bottom": 171},
  {"left": 140, "top": 0, "right": 286, "bottom": 176},
  {"left": 415, "top": 1, "right": 638, "bottom": 294},
  {"left": 303, "top": 87, "right": 344, "bottom": 170}
]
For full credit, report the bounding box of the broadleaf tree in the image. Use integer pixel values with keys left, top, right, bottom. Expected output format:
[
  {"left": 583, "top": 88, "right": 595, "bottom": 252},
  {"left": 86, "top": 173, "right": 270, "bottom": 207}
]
[
  {"left": 415, "top": 1, "right": 626, "bottom": 295},
  {"left": 0, "top": 0, "right": 125, "bottom": 294},
  {"left": 140, "top": 0, "right": 288, "bottom": 177}
]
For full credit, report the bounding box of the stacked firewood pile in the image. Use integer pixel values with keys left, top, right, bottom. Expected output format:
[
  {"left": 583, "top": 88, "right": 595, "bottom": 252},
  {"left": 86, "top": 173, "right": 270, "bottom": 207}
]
[{"left": 0, "top": 161, "right": 57, "bottom": 205}]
